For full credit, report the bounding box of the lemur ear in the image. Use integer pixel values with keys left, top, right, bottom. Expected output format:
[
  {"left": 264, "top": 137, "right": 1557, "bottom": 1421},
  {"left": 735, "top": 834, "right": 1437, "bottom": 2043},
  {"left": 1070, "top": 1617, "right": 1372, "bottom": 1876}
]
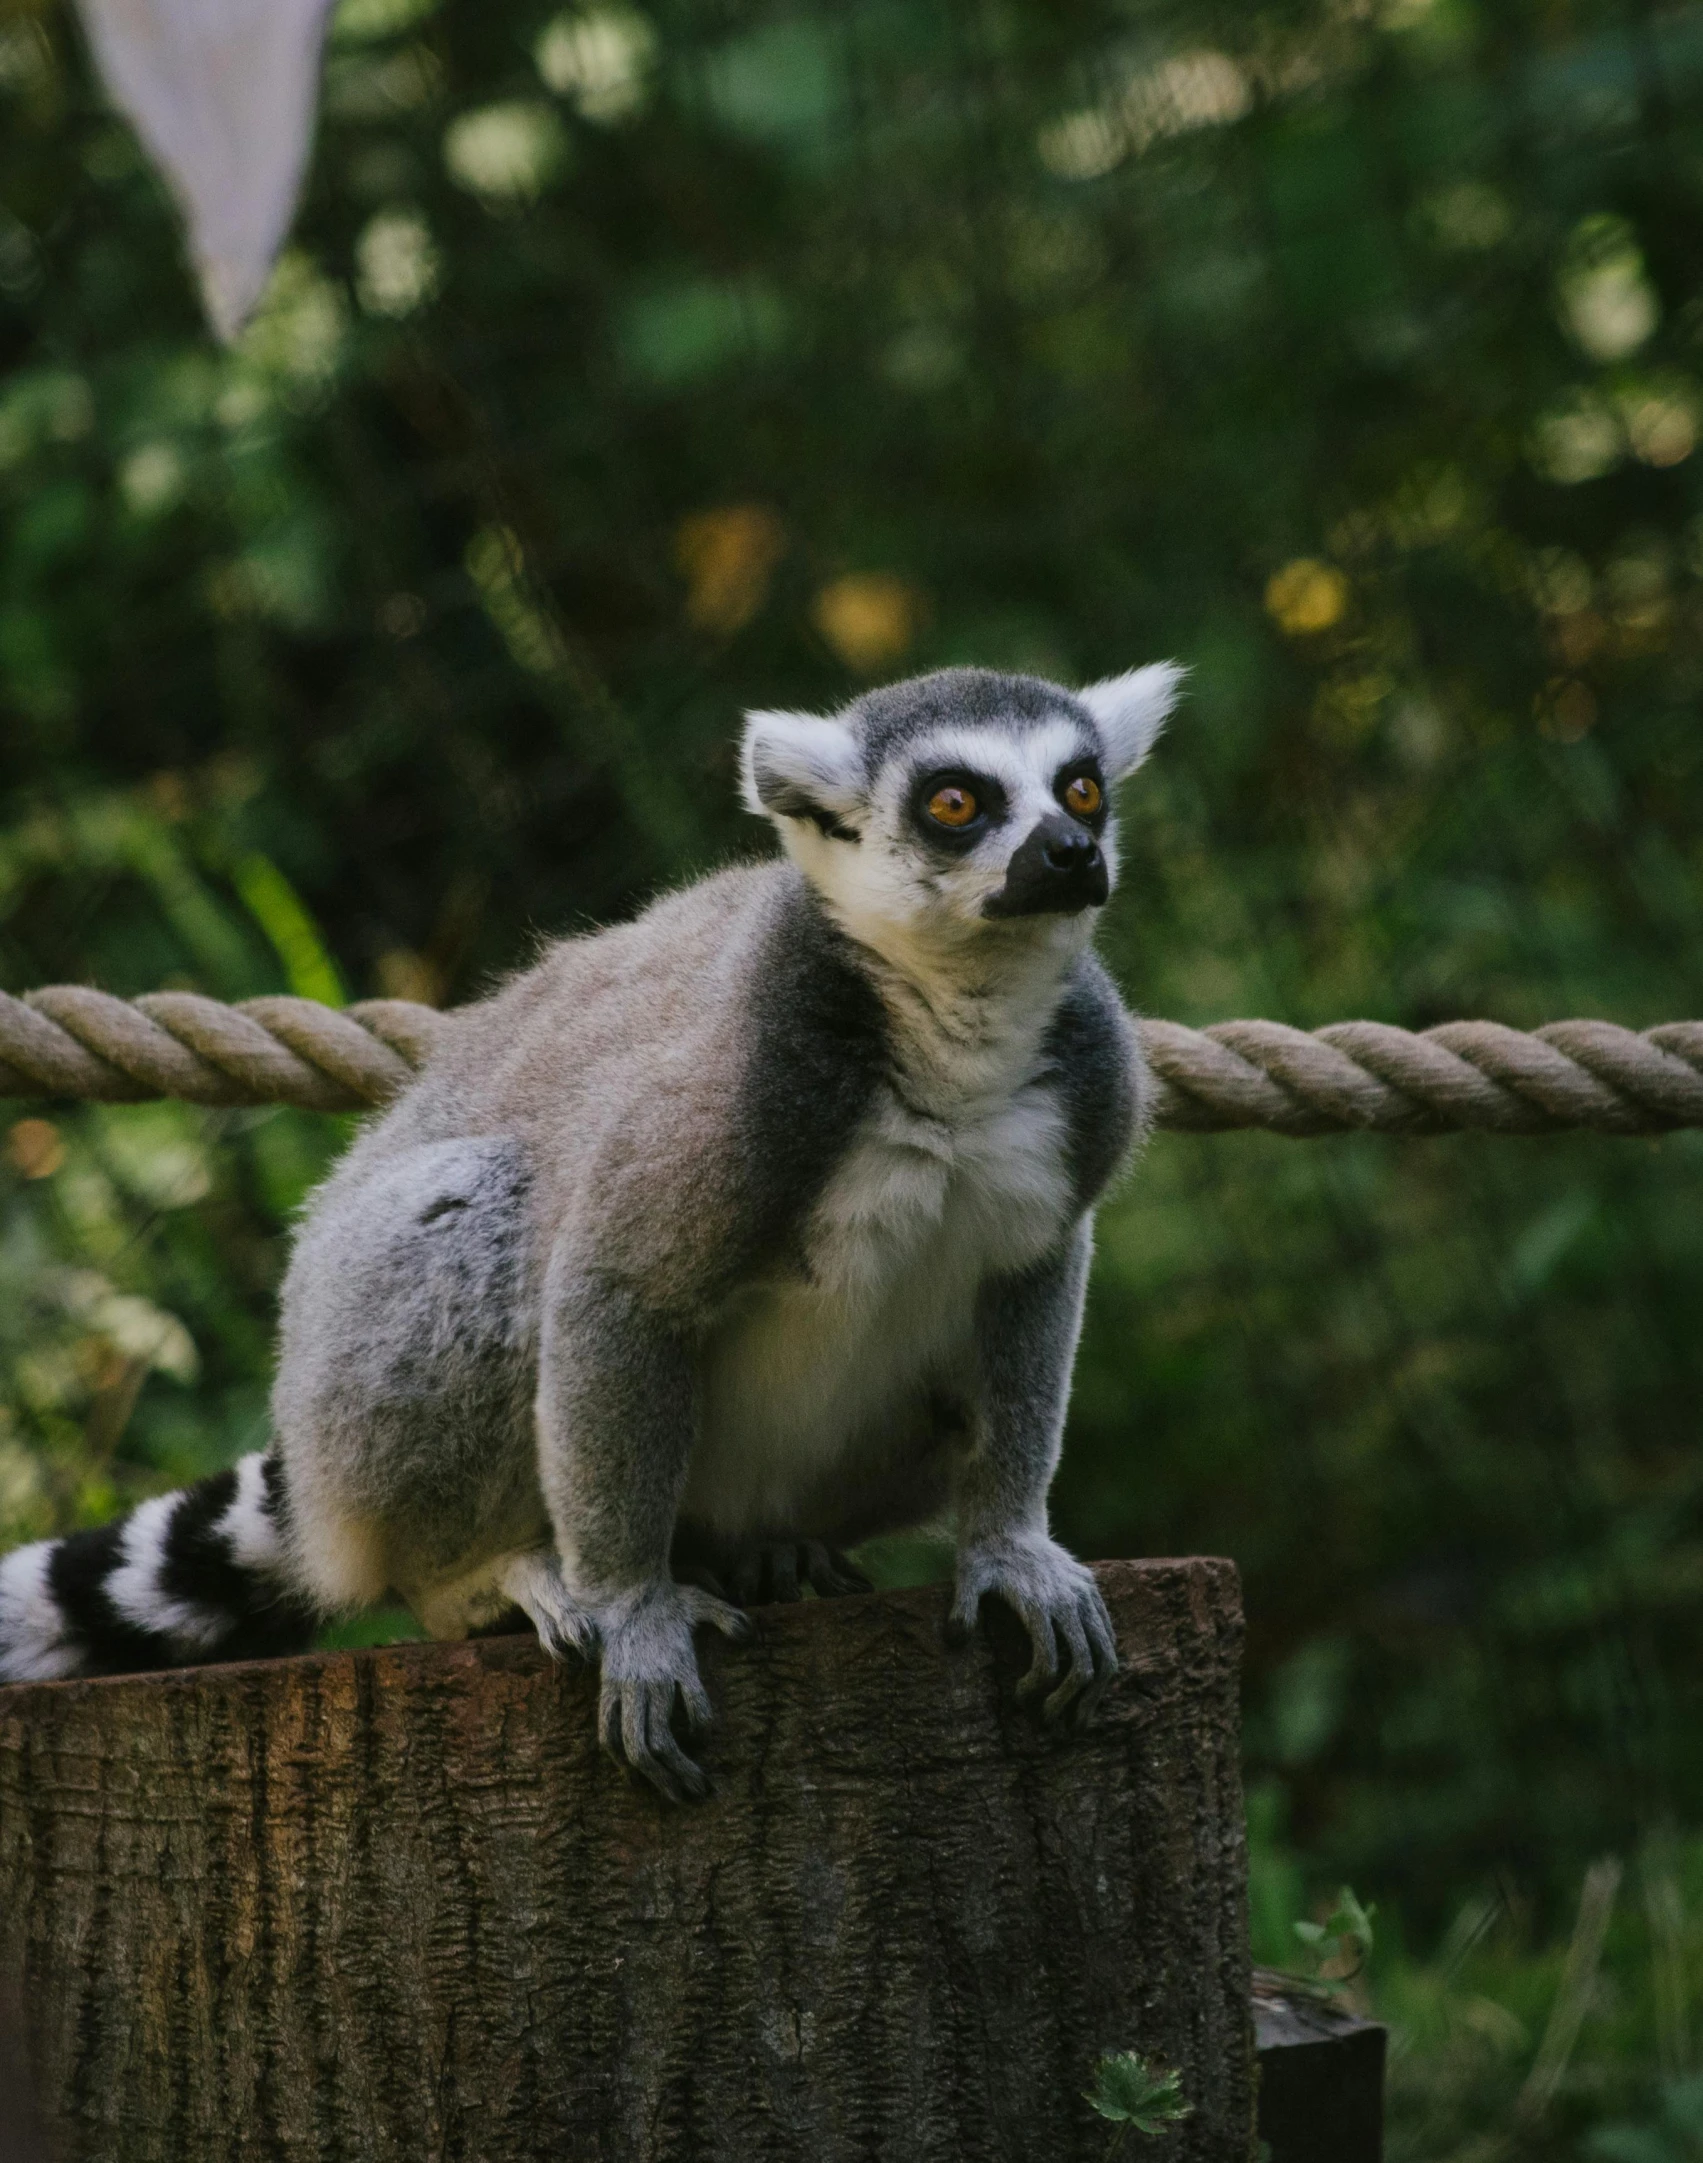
[
  {"left": 1075, "top": 662, "right": 1186, "bottom": 781},
  {"left": 740, "top": 710, "right": 865, "bottom": 840}
]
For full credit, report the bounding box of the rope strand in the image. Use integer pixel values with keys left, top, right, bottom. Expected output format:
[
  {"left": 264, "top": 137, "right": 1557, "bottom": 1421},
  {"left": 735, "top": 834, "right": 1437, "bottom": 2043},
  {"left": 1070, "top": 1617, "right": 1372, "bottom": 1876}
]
[
  {"left": 1, "top": 988, "right": 1700, "bottom": 1136},
  {"left": 0, "top": 990, "right": 440, "bottom": 1113}
]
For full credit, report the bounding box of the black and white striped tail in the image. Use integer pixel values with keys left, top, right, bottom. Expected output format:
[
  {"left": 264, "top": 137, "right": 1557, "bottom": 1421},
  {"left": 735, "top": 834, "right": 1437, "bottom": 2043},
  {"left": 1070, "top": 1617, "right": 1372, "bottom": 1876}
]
[{"left": 0, "top": 1453, "right": 316, "bottom": 1683}]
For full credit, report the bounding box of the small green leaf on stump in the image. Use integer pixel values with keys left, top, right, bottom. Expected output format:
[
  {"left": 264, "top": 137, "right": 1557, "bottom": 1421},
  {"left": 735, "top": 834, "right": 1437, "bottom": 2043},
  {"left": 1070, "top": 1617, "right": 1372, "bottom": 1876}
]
[{"left": 1085, "top": 2050, "right": 1194, "bottom": 2142}]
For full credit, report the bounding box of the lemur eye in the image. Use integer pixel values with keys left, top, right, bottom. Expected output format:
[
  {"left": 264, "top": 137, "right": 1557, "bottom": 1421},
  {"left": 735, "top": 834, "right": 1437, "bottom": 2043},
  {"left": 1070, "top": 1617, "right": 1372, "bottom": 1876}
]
[
  {"left": 926, "top": 784, "right": 979, "bottom": 829},
  {"left": 1062, "top": 774, "right": 1102, "bottom": 819}
]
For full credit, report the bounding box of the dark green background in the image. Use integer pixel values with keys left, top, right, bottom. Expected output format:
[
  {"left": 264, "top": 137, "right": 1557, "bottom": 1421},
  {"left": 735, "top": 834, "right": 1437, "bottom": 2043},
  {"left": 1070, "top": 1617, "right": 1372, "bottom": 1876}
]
[{"left": 3, "top": 0, "right": 1702, "bottom": 2147}]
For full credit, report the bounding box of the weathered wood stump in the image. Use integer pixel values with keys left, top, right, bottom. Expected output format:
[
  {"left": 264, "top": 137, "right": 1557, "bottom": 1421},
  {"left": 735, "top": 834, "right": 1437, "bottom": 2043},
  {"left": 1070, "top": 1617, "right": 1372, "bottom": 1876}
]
[{"left": 0, "top": 1559, "right": 1251, "bottom": 2163}]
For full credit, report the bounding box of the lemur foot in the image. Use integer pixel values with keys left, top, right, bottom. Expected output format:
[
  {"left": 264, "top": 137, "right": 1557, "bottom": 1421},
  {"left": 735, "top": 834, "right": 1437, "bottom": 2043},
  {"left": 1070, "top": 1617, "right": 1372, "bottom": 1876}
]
[
  {"left": 595, "top": 1578, "right": 751, "bottom": 1804},
  {"left": 947, "top": 1534, "right": 1119, "bottom": 1728},
  {"left": 684, "top": 1540, "right": 870, "bottom": 1606},
  {"left": 497, "top": 1550, "right": 598, "bottom": 1660}
]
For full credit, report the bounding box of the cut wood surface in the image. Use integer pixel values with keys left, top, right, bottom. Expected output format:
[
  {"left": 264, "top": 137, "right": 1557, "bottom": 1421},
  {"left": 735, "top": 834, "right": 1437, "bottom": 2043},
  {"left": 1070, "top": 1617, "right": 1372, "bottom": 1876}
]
[
  {"left": 0, "top": 1558, "right": 1251, "bottom": 2163},
  {"left": 1253, "top": 1968, "right": 1386, "bottom": 2161}
]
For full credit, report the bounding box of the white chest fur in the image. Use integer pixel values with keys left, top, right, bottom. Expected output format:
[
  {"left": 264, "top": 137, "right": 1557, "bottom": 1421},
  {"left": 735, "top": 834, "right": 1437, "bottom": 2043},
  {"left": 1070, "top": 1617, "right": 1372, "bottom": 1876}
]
[{"left": 685, "top": 1073, "right": 1074, "bottom": 1538}]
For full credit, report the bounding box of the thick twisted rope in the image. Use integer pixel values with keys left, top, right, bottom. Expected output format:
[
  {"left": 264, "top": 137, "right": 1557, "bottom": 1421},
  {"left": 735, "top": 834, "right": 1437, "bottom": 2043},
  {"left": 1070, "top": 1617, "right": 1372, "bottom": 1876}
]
[
  {"left": 1140, "top": 1017, "right": 1703, "bottom": 1136},
  {"left": 1, "top": 988, "right": 1700, "bottom": 1137},
  {"left": 0, "top": 990, "right": 443, "bottom": 1114}
]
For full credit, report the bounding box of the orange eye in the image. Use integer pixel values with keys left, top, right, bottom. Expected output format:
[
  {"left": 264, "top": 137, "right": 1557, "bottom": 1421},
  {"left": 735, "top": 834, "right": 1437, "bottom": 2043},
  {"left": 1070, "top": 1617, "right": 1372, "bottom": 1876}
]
[
  {"left": 1063, "top": 774, "right": 1102, "bottom": 819},
  {"left": 926, "top": 785, "right": 979, "bottom": 828}
]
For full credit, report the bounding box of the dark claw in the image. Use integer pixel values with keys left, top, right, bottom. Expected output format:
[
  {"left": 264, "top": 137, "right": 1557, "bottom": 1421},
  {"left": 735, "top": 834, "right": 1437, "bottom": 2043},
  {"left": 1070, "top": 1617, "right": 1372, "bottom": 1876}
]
[
  {"left": 1050, "top": 1597, "right": 1119, "bottom": 1728},
  {"left": 639, "top": 1726, "right": 710, "bottom": 1803},
  {"left": 1015, "top": 1658, "right": 1050, "bottom": 1701},
  {"left": 679, "top": 1673, "right": 713, "bottom": 1736},
  {"left": 1042, "top": 1670, "right": 1090, "bottom": 1724},
  {"left": 601, "top": 1681, "right": 712, "bottom": 1803}
]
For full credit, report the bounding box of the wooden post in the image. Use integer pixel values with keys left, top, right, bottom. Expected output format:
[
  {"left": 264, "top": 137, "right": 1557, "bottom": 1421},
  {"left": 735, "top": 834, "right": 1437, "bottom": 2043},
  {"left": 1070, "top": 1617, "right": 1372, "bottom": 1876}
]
[
  {"left": 1, "top": 1560, "right": 1252, "bottom": 2162},
  {"left": 1254, "top": 1969, "right": 1386, "bottom": 2160},
  {"left": 0, "top": 1980, "right": 48, "bottom": 2163}
]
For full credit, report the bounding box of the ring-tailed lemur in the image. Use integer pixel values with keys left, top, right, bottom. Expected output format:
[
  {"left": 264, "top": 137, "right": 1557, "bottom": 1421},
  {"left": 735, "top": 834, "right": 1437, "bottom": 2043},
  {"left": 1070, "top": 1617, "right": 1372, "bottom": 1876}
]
[{"left": 0, "top": 663, "right": 1181, "bottom": 1800}]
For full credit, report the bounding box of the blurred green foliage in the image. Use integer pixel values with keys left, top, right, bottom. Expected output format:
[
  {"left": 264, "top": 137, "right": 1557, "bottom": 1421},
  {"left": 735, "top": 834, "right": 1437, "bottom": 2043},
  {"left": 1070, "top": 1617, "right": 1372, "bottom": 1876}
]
[{"left": 3, "top": 0, "right": 1703, "bottom": 2147}]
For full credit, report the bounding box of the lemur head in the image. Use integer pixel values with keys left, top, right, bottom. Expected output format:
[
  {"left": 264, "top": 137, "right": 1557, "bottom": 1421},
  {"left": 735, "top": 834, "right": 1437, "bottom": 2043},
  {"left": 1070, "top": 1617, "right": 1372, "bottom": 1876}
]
[{"left": 740, "top": 664, "right": 1182, "bottom": 958}]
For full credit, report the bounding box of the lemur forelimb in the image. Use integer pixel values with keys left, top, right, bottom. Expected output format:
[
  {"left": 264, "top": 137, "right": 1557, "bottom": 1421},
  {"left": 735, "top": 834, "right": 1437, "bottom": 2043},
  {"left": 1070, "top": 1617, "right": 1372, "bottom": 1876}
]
[{"left": 0, "top": 661, "right": 1182, "bottom": 1802}]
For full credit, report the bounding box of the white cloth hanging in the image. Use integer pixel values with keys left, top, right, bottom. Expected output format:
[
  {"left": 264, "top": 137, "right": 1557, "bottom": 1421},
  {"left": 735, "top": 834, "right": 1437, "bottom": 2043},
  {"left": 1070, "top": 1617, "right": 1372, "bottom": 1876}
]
[{"left": 74, "top": 0, "right": 337, "bottom": 341}]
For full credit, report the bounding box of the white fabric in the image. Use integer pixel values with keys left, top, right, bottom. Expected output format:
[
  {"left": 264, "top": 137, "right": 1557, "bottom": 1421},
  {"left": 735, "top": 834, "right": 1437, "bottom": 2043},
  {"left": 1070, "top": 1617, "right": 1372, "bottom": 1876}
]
[{"left": 75, "top": 0, "right": 337, "bottom": 340}]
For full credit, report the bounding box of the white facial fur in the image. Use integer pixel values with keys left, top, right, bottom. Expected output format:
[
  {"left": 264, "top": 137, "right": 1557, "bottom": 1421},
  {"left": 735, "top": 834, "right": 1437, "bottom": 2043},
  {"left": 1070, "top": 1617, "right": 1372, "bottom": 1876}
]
[{"left": 741, "top": 665, "right": 1182, "bottom": 976}]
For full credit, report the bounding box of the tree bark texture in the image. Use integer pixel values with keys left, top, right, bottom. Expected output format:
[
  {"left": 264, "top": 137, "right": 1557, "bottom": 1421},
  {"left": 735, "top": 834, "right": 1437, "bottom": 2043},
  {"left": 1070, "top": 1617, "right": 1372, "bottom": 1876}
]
[{"left": 0, "top": 1558, "right": 1251, "bottom": 2163}]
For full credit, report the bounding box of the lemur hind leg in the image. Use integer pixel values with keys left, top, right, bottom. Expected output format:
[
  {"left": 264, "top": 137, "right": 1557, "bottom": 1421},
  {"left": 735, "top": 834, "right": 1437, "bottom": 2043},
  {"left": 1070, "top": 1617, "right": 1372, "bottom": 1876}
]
[{"left": 273, "top": 1135, "right": 544, "bottom": 1614}]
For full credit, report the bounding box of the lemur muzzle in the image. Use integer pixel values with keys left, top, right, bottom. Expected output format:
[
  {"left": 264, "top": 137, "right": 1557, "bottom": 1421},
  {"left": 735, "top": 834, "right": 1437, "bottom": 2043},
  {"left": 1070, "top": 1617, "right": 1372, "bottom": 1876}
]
[{"left": 983, "top": 813, "right": 1109, "bottom": 918}]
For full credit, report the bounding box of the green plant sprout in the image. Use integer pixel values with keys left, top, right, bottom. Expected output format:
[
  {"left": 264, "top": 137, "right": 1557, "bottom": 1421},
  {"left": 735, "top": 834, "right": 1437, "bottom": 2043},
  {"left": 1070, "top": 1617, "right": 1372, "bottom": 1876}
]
[
  {"left": 1084, "top": 2050, "right": 1194, "bottom": 2150},
  {"left": 1293, "top": 1884, "right": 1377, "bottom": 1991}
]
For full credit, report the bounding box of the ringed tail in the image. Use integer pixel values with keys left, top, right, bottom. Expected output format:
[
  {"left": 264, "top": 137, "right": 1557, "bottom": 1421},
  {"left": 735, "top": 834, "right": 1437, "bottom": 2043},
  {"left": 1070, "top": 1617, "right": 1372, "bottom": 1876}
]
[{"left": 0, "top": 1453, "right": 316, "bottom": 1683}]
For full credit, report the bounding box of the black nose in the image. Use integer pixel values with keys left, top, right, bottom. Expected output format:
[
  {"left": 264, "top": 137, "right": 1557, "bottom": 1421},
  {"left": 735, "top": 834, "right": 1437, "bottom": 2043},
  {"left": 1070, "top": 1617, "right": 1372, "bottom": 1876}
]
[
  {"left": 983, "top": 815, "right": 1109, "bottom": 919},
  {"left": 1041, "top": 824, "right": 1097, "bottom": 874}
]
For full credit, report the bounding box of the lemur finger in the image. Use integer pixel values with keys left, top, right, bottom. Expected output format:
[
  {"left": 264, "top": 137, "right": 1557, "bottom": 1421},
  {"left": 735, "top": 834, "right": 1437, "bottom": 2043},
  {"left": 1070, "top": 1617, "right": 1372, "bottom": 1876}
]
[
  {"left": 539, "top": 1610, "right": 595, "bottom": 1662},
  {"left": 646, "top": 1737, "right": 710, "bottom": 1804},
  {"left": 677, "top": 1668, "right": 713, "bottom": 1735},
  {"left": 614, "top": 1678, "right": 701, "bottom": 1799},
  {"left": 1056, "top": 1597, "right": 1119, "bottom": 1727},
  {"left": 501, "top": 1553, "right": 598, "bottom": 1660},
  {"left": 1041, "top": 1608, "right": 1095, "bottom": 1724},
  {"left": 1083, "top": 1595, "right": 1120, "bottom": 1678},
  {"left": 945, "top": 1567, "right": 991, "bottom": 1644},
  {"left": 1014, "top": 1603, "right": 1062, "bottom": 1702},
  {"left": 656, "top": 1746, "right": 709, "bottom": 1804},
  {"left": 767, "top": 1545, "right": 802, "bottom": 1603},
  {"left": 1075, "top": 1640, "right": 1117, "bottom": 1715},
  {"left": 618, "top": 1682, "right": 662, "bottom": 1789},
  {"left": 834, "top": 1546, "right": 874, "bottom": 1592},
  {"left": 598, "top": 1685, "right": 625, "bottom": 1764},
  {"left": 687, "top": 1587, "right": 753, "bottom": 1642},
  {"left": 728, "top": 1555, "right": 764, "bottom": 1607},
  {"left": 805, "top": 1542, "right": 871, "bottom": 1598},
  {"left": 1071, "top": 1671, "right": 1113, "bottom": 1730},
  {"left": 637, "top": 1682, "right": 711, "bottom": 1802}
]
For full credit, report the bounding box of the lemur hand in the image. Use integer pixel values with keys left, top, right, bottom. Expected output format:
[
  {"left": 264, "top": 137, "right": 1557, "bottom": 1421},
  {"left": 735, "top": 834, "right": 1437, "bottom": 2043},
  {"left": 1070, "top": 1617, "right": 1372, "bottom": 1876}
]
[
  {"left": 947, "top": 1533, "right": 1118, "bottom": 1727},
  {"left": 594, "top": 1577, "right": 751, "bottom": 1803}
]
